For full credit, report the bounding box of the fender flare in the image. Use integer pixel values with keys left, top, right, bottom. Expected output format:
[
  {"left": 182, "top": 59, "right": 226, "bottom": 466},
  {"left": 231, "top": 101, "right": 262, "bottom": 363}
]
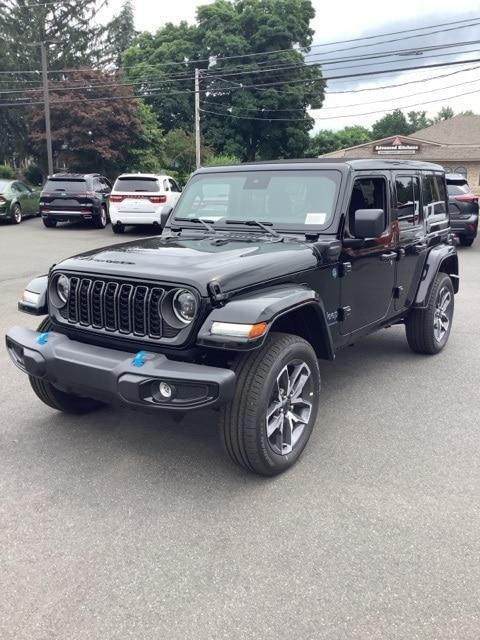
[
  {"left": 197, "top": 283, "right": 335, "bottom": 359},
  {"left": 414, "top": 244, "right": 459, "bottom": 308},
  {"left": 18, "top": 274, "right": 49, "bottom": 315}
]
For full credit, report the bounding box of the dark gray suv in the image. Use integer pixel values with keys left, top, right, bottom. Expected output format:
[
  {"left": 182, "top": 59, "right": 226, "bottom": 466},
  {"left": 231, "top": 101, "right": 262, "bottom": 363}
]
[{"left": 446, "top": 173, "right": 478, "bottom": 247}]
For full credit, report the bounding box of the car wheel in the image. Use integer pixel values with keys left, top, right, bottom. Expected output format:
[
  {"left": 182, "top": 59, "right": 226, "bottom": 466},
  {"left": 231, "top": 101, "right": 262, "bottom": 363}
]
[
  {"left": 28, "top": 319, "right": 105, "bottom": 414},
  {"left": 405, "top": 272, "right": 454, "bottom": 355},
  {"left": 112, "top": 223, "right": 125, "bottom": 234},
  {"left": 11, "top": 204, "right": 22, "bottom": 224},
  {"left": 219, "top": 332, "right": 320, "bottom": 476},
  {"left": 93, "top": 206, "right": 107, "bottom": 229},
  {"left": 43, "top": 218, "right": 57, "bottom": 228},
  {"left": 459, "top": 236, "right": 474, "bottom": 247}
]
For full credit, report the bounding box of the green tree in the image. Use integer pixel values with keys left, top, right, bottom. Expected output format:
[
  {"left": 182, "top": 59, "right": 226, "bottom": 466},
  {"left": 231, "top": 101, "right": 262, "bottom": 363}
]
[
  {"left": 203, "top": 153, "right": 241, "bottom": 166},
  {"left": 406, "top": 110, "right": 431, "bottom": 133},
  {"left": 0, "top": 0, "right": 106, "bottom": 165},
  {"left": 106, "top": 0, "right": 137, "bottom": 66},
  {"left": 125, "top": 101, "right": 165, "bottom": 173},
  {"left": 306, "top": 125, "right": 371, "bottom": 157},
  {"left": 162, "top": 128, "right": 198, "bottom": 181},
  {"left": 371, "top": 109, "right": 411, "bottom": 139},
  {"left": 433, "top": 106, "right": 455, "bottom": 123}
]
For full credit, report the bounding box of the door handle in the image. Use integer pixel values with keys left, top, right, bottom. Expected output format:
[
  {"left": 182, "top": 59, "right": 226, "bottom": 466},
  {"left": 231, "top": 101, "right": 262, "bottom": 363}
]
[{"left": 380, "top": 251, "right": 397, "bottom": 262}]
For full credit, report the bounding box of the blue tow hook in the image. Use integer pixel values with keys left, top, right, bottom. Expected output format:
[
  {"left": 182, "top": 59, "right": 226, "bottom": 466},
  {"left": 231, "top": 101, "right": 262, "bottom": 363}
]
[
  {"left": 133, "top": 351, "right": 148, "bottom": 367},
  {"left": 37, "top": 332, "right": 49, "bottom": 345}
]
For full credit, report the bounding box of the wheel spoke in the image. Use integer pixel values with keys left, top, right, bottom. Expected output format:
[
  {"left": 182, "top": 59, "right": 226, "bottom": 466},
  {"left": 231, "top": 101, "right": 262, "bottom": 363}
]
[
  {"left": 282, "top": 415, "right": 293, "bottom": 454},
  {"left": 289, "top": 363, "right": 311, "bottom": 400},
  {"left": 266, "top": 412, "right": 283, "bottom": 438},
  {"left": 276, "top": 366, "right": 289, "bottom": 399}
]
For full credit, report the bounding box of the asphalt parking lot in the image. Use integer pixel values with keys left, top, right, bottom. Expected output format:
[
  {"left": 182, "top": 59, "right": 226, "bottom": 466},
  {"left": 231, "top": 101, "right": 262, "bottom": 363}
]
[{"left": 1, "top": 216, "right": 479, "bottom": 640}]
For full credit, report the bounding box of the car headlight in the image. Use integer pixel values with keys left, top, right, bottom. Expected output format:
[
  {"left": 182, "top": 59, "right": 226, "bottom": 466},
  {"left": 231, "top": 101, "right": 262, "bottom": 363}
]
[
  {"left": 55, "top": 274, "right": 70, "bottom": 307},
  {"left": 172, "top": 289, "right": 197, "bottom": 324}
]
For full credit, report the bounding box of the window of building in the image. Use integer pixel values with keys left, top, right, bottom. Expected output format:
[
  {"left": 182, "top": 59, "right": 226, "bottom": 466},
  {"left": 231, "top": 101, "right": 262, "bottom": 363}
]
[
  {"left": 394, "top": 175, "right": 420, "bottom": 227},
  {"left": 454, "top": 166, "right": 467, "bottom": 177}
]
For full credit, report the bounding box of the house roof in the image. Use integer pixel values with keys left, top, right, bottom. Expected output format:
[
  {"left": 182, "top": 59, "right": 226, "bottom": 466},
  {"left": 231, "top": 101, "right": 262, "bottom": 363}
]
[{"left": 407, "top": 114, "right": 480, "bottom": 145}]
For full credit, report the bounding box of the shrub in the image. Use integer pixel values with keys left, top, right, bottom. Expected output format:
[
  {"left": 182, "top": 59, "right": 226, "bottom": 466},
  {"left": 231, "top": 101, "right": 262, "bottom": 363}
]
[
  {"left": 0, "top": 164, "right": 14, "bottom": 179},
  {"left": 24, "top": 163, "right": 44, "bottom": 186}
]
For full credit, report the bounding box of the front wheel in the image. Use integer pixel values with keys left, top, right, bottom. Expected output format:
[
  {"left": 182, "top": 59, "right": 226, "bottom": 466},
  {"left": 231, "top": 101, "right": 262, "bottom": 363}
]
[
  {"left": 219, "top": 332, "right": 320, "bottom": 476},
  {"left": 29, "top": 318, "right": 105, "bottom": 414},
  {"left": 405, "top": 272, "right": 454, "bottom": 354}
]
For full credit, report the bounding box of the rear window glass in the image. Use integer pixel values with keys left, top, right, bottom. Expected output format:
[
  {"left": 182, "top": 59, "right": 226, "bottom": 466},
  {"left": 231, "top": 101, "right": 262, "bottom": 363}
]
[
  {"left": 447, "top": 183, "right": 470, "bottom": 195},
  {"left": 114, "top": 177, "right": 159, "bottom": 192},
  {"left": 44, "top": 179, "right": 87, "bottom": 193},
  {"left": 0, "top": 180, "right": 11, "bottom": 191}
]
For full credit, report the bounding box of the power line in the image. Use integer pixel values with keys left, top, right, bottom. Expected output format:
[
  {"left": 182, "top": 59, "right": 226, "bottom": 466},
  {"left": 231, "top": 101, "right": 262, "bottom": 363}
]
[
  {"left": 2, "top": 56, "right": 480, "bottom": 108},
  {"left": 1, "top": 15, "right": 479, "bottom": 75},
  {"left": 199, "top": 85, "right": 480, "bottom": 121}
]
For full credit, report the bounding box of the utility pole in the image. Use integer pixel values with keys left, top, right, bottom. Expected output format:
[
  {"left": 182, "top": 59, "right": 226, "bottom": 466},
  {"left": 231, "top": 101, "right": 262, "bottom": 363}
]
[
  {"left": 40, "top": 42, "right": 53, "bottom": 175},
  {"left": 194, "top": 68, "right": 201, "bottom": 170}
]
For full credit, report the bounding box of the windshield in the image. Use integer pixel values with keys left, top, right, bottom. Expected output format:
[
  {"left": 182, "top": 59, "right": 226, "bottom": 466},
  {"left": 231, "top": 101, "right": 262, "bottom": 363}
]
[
  {"left": 173, "top": 170, "right": 341, "bottom": 228},
  {"left": 43, "top": 179, "right": 87, "bottom": 193},
  {"left": 114, "top": 177, "right": 160, "bottom": 192}
]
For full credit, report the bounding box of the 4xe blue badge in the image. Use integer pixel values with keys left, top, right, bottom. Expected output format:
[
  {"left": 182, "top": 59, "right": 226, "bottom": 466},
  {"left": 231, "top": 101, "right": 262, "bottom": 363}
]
[
  {"left": 37, "top": 332, "right": 49, "bottom": 345},
  {"left": 133, "top": 351, "right": 147, "bottom": 367}
]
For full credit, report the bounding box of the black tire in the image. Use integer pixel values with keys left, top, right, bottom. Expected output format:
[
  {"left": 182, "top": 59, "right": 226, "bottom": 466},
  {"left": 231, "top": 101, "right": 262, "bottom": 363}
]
[
  {"left": 11, "top": 204, "right": 22, "bottom": 224},
  {"left": 28, "top": 318, "right": 105, "bottom": 414},
  {"left": 43, "top": 217, "right": 57, "bottom": 228},
  {"left": 405, "top": 272, "right": 454, "bottom": 355},
  {"left": 93, "top": 206, "right": 108, "bottom": 229},
  {"left": 459, "top": 236, "right": 474, "bottom": 247},
  {"left": 112, "top": 223, "right": 125, "bottom": 234},
  {"left": 219, "top": 332, "right": 320, "bottom": 476}
]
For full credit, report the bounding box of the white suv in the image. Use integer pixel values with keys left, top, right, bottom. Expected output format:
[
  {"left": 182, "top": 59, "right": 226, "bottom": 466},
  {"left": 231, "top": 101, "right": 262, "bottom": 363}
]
[{"left": 109, "top": 174, "right": 182, "bottom": 233}]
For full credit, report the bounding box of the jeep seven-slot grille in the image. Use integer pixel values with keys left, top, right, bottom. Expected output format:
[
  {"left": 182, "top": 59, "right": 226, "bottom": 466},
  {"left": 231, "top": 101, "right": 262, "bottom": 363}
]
[{"left": 61, "top": 276, "right": 180, "bottom": 339}]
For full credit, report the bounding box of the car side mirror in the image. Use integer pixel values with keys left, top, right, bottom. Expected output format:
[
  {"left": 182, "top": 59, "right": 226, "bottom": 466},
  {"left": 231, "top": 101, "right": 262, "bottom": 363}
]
[
  {"left": 160, "top": 205, "right": 173, "bottom": 228},
  {"left": 353, "top": 208, "right": 386, "bottom": 239}
]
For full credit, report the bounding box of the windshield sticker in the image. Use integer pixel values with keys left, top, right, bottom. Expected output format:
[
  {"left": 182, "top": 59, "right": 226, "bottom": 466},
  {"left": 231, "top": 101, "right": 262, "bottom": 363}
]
[{"left": 305, "top": 212, "right": 327, "bottom": 225}]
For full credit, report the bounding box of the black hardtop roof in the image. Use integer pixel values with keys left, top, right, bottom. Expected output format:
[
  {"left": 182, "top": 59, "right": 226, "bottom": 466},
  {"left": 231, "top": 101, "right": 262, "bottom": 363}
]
[{"left": 196, "top": 158, "right": 445, "bottom": 173}]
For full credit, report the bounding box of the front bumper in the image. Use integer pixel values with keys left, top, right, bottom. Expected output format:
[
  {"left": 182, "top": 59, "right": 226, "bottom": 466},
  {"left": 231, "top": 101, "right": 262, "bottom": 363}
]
[
  {"left": 450, "top": 214, "right": 478, "bottom": 238},
  {"left": 5, "top": 326, "right": 236, "bottom": 411}
]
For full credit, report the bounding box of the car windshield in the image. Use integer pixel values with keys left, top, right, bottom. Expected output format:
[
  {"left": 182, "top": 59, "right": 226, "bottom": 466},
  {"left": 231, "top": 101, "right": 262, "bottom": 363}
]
[
  {"left": 173, "top": 170, "right": 341, "bottom": 228},
  {"left": 0, "top": 180, "right": 11, "bottom": 191},
  {"left": 44, "top": 179, "right": 87, "bottom": 193},
  {"left": 114, "top": 177, "right": 160, "bottom": 192}
]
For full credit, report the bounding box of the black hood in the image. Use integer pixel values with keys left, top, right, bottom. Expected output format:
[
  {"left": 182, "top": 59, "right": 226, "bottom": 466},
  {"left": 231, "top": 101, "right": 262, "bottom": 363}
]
[{"left": 54, "top": 234, "right": 326, "bottom": 296}]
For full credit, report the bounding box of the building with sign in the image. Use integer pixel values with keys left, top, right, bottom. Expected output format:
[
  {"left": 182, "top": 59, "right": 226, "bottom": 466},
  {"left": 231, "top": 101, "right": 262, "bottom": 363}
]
[{"left": 320, "top": 114, "right": 480, "bottom": 191}]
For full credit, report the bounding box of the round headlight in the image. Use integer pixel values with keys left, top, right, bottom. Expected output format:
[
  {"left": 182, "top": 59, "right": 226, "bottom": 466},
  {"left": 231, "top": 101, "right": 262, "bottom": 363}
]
[
  {"left": 172, "top": 289, "right": 197, "bottom": 324},
  {"left": 56, "top": 274, "right": 70, "bottom": 305}
]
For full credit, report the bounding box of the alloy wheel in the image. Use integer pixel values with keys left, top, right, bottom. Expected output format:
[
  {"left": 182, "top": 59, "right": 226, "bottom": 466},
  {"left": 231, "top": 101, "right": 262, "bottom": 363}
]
[
  {"left": 13, "top": 206, "right": 22, "bottom": 224},
  {"left": 265, "top": 360, "right": 314, "bottom": 455},
  {"left": 433, "top": 286, "right": 452, "bottom": 343}
]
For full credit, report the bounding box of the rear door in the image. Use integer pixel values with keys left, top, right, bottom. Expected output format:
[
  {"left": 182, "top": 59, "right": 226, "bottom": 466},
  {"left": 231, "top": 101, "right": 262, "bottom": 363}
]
[{"left": 392, "top": 172, "right": 425, "bottom": 311}]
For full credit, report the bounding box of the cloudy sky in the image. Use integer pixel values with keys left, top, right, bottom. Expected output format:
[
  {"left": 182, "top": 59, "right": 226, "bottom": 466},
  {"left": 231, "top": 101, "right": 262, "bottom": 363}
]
[{"left": 99, "top": 0, "right": 480, "bottom": 131}]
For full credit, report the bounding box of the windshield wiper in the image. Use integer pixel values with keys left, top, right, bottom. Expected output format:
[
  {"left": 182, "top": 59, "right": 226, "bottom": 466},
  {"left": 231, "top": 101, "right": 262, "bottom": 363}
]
[
  {"left": 173, "top": 217, "right": 217, "bottom": 233},
  {"left": 225, "top": 219, "right": 280, "bottom": 239}
]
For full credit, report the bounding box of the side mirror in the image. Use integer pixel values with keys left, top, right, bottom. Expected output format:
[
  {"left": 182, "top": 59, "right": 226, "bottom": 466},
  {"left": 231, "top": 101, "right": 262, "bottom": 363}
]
[
  {"left": 160, "top": 205, "right": 173, "bottom": 229},
  {"left": 353, "top": 208, "right": 386, "bottom": 239}
]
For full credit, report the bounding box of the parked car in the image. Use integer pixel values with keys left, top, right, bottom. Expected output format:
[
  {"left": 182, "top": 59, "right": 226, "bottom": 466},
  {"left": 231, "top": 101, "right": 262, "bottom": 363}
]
[
  {"left": 0, "top": 179, "right": 40, "bottom": 224},
  {"left": 7, "top": 159, "right": 458, "bottom": 476},
  {"left": 446, "top": 173, "right": 478, "bottom": 246},
  {"left": 39, "top": 173, "right": 111, "bottom": 229},
  {"left": 109, "top": 173, "right": 182, "bottom": 233}
]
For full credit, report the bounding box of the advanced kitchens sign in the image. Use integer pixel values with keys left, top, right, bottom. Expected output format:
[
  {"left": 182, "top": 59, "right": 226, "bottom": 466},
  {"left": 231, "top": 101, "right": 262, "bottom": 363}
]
[{"left": 374, "top": 137, "right": 420, "bottom": 155}]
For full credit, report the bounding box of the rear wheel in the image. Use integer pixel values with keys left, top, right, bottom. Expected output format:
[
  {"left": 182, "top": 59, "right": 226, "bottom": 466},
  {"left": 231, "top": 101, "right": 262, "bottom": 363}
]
[
  {"left": 29, "top": 318, "right": 105, "bottom": 414},
  {"left": 11, "top": 204, "right": 22, "bottom": 224},
  {"left": 43, "top": 217, "right": 57, "bottom": 228},
  {"left": 405, "top": 272, "right": 454, "bottom": 354},
  {"left": 219, "top": 332, "right": 320, "bottom": 476},
  {"left": 112, "top": 223, "right": 125, "bottom": 234},
  {"left": 459, "top": 236, "right": 474, "bottom": 247},
  {"left": 93, "top": 206, "right": 108, "bottom": 229}
]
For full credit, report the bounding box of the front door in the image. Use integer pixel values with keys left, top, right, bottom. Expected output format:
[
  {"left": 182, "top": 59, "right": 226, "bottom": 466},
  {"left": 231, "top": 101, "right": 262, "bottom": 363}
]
[
  {"left": 340, "top": 175, "right": 396, "bottom": 335},
  {"left": 392, "top": 172, "right": 426, "bottom": 311}
]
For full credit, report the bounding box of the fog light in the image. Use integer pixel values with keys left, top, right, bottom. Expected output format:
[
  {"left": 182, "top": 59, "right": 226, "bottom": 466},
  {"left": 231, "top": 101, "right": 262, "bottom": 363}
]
[{"left": 159, "top": 381, "right": 173, "bottom": 399}]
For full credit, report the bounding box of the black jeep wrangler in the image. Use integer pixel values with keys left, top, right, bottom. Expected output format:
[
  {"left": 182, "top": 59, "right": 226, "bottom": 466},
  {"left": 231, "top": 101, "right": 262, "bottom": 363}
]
[{"left": 6, "top": 160, "right": 458, "bottom": 476}]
